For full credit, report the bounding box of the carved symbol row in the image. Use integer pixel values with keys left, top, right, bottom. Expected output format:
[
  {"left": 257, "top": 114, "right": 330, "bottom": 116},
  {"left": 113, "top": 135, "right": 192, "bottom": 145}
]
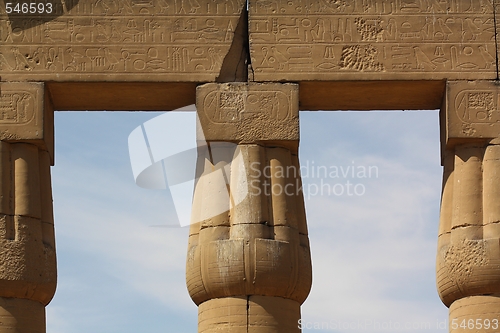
[
  {"left": 0, "top": 45, "right": 228, "bottom": 73},
  {"left": 249, "top": 16, "right": 495, "bottom": 44},
  {"left": 249, "top": 44, "right": 496, "bottom": 73},
  {"left": 0, "top": 0, "right": 246, "bottom": 16},
  {"left": 0, "top": 18, "right": 238, "bottom": 44},
  {"left": 249, "top": 0, "right": 494, "bottom": 15}
]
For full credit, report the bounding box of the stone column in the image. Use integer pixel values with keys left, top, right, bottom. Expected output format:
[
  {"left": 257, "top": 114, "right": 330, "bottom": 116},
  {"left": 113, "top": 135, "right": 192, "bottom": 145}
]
[
  {"left": 186, "top": 83, "right": 312, "bottom": 332},
  {"left": 0, "top": 83, "right": 56, "bottom": 333},
  {"left": 437, "top": 81, "right": 500, "bottom": 332}
]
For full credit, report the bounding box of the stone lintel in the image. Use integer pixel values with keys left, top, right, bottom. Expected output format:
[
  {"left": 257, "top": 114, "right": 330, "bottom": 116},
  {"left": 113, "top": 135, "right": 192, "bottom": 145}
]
[
  {"left": 46, "top": 82, "right": 196, "bottom": 111},
  {"left": 497, "top": 0, "right": 500, "bottom": 75},
  {"left": 249, "top": 0, "right": 496, "bottom": 81},
  {"left": 0, "top": 82, "right": 54, "bottom": 164},
  {"left": 299, "top": 80, "right": 445, "bottom": 111},
  {"left": 443, "top": 81, "right": 500, "bottom": 153},
  {"left": 196, "top": 83, "right": 299, "bottom": 149},
  {"left": 0, "top": 0, "right": 246, "bottom": 82}
]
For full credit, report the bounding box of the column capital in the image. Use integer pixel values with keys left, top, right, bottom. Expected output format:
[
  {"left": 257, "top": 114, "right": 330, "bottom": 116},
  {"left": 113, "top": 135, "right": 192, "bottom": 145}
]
[
  {"left": 442, "top": 80, "right": 500, "bottom": 149},
  {"left": 0, "top": 82, "right": 54, "bottom": 165}
]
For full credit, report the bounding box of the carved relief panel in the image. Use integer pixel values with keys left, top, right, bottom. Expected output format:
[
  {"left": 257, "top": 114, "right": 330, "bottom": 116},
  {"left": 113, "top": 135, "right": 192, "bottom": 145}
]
[
  {"left": 196, "top": 82, "right": 299, "bottom": 144},
  {"left": 445, "top": 81, "right": 500, "bottom": 146},
  {"left": 249, "top": 0, "right": 497, "bottom": 81},
  {"left": 0, "top": 0, "right": 245, "bottom": 81}
]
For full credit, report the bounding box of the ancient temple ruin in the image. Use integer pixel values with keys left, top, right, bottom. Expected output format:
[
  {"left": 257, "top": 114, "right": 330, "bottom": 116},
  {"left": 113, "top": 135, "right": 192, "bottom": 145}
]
[{"left": 0, "top": 0, "right": 499, "bottom": 332}]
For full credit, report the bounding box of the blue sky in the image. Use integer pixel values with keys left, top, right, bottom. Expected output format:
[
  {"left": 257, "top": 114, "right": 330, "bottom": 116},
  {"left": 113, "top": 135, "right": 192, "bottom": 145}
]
[{"left": 46, "top": 106, "right": 448, "bottom": 332}]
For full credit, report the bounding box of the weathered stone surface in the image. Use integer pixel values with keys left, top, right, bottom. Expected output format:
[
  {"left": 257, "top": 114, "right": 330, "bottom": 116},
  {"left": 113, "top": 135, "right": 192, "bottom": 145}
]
[
  {"left": 0, "top": 82, "right": 54, "bottom": 161},
  {"left": 495, "top": 0, "right": 500, "bottom": 75},
  {"left": 198, "top": 296, "right": 301, "bottom": 333},
  {"left": 0, "top": 139, "right": 56, "bottom": 333},
  {"left": 449, "top": 296, "right": 500, "bottom": 333},
  {"left": 188, "top": 82, "right": 311, "bottom": 333},
  {"left": 436, "top": 142, "right": 500, "bottom": 307},
  {"left": 451, "top": 144, "right": 483, "bottom": 233},
  {"left": 196, "top": 83, "right": 299, "bottom": 145},
  {"left": 0, "top": 136, "right": 55, "bottom": 246},
  {"left": 0, "top": 0, "right": 246, "bottom": 82},
  {"left": 0, "top": 215, "right": 57, "bottom": 305},
  {"left": 249, "top": 0, "right": 497, "bottom": 81},
  {"left": 46, "top": 82, "right": 197, "bottom": 112},
  {"left": 0, "top": 83, "right": 44, "bottom": 140},
  {"left": 198, "top": 297, "right": 248, "bottom": 333},
  {"left": 299, "top": 80, "right": 445, "bottom": 111},
  {"left": 483, "top": 144, "right": 500, "bottom": 226},
  {"left": 0, "top": 141, "right": 57, "bottom": 304},
  {"left": 0, "top": 298, "right": 46, "bottom": 333},
  {"left": 186, "top": 143, "right": 312, "bottom": 306},
  {"left": 4, "top": 1, "right": 500, "bottom": 332},
  {"left": 248, "top": 296, "right": 301, "bottom": 333},
  {"left": 444, "top": 81, "right": 500, "bottom": 148},
  {"left": 13, "top": 143, "right": 42, "bottom": 219},
  {"left": 0, "top": 142, "right": 13, "bottom": 219}
]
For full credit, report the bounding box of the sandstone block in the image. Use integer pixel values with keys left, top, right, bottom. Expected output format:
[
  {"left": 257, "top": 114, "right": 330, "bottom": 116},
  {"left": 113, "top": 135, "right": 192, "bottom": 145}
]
[
  {"left": 186, "top": 234, "right": 205, "bottom": 305},
  {"left": 0, "top": 0, "right": 245, "bottom": 82},
  {"left": 451, "top": 144, "right": 483, "bottom": 230},
  {"left": 495, "top": 0, "right": 500, "bottom": 75},
  {"left": 229, "top": 223, "right": 272, "bottom": 241},
  {"left": 444, "top": 81, "right": 500, "bottom": 148},
  {"left": 187, "top": 142, "right": 312, "bottom": 307},
  {"left": 437, "top": 142, "right": 500, "bottom": 307},
  {"left": 199, "top": 226, "right": 230, "bottom": 243},
  {"left": 0, "top": 140, "right": 56, "bottom": 308},
  {"left": 39, "top": 150, "right": 54, "bottom": 249},
  {"left": 299, "top": 80, "right": 446, "bottom": 112},
  {"left": 13, "top": 143, "right": 42, "bottom": 219},
  {"left": 248, "top": 296, "right": 301, "bottom": 333},
  {"left": 0, "top": 83, "right": 54, "bottom": 162},
  {"left": 200, "top": 239, "right": 246, "bottom": 300},
  {"left": 196, "top": 83, "right": 299, "bottom": 145},
  {"left": 0, "top": 141, "right": 13, "bottom": 217},
  {"left": 0, "top": 215, "right": 57, "bottom": 305},
  {"left": 0, "top": 298, "right": 46, "bottom": 333},
  {"left": 197, "top": 296, "right": 302, "bottom": 333},
  {"left": 198, "top": 297, "right": 249, "bottom": 333},
  {"left": 449, "top": 296, "right": 500, "bottom": 333},
  {"left": 249, "top": 0, "right": 496, "bottom": 81}
]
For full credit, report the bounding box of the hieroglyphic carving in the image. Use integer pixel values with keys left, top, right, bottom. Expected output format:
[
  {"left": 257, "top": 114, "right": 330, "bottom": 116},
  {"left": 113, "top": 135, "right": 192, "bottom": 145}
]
[
  {"left": 0, "top": 90, "right": 36, "bottom": 123},
  {"left": 445, "top": 81, "right": 500, "bottom": 144},
  {"left": 0, "top": 88, "right": 37, "bottom": 126},
  {"left": 196, "top": 83, "right": 299, "bottom": 143},
  {"left": 456, "top": 90, "right": 496, "bottom": 124},
  {"left": 204, "top": 88, "right": 292, "bottom": 124},
  {"left": 0, "top": 82, "right": 44, "bottom": 140},
  {"left": 248, "top": 0, "right": 497, "bottom": 80},
  {"left": 0, "top": 0, "right": 245, "bottom": 81}
]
